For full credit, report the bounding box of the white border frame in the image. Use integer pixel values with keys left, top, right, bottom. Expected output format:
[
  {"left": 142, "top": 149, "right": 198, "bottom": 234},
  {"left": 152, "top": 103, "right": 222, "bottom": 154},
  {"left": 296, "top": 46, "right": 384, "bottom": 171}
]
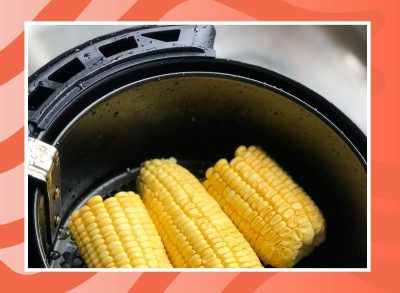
[{"left": 24, "top": 21, "right": 371, "bottom": 273}]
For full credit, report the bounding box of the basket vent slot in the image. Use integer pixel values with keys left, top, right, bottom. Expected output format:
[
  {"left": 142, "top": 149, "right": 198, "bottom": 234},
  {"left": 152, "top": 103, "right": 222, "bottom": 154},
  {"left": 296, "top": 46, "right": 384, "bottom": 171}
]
[
  {"left": 48, "top": 58, "right": 85, "bottom": 83},
  {"left": 142, "top": 29, "right": 181, "bottom": 42},
  {"left": 99, "top": 37, "right": 138, "bottom": 57},
  {"left": 29, "top": 86, "right": 55, "bottom": 110}
]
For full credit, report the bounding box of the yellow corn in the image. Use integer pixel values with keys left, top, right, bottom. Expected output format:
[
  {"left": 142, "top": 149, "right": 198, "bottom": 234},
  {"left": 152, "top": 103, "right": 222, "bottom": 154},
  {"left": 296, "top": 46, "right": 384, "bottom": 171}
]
[
  {"left": 203, "top": 146, "right": 326, "bottom": 267},
  {"left": 68, "top": 191, "right": 172, "bottom": 268},
  {"left": 137, "top": 159, "right": 262, "bottom": 268}
]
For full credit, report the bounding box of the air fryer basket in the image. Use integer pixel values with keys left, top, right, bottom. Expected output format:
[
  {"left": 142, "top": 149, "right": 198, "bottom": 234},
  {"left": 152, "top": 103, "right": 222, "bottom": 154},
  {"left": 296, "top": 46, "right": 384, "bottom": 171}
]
[{"left": 28, "top": 25, "right": 367, "bottom": 268}]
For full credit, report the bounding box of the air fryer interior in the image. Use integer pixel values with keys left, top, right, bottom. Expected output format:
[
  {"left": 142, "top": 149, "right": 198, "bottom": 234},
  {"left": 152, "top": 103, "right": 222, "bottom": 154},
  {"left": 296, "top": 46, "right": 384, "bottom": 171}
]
[{"left": 47, "top": 74, "right": 366, "bottom": 268}]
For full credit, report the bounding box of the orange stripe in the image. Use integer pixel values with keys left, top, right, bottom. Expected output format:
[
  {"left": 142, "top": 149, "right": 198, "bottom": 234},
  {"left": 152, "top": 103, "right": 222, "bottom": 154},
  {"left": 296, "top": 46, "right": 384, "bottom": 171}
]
[
  {"left": 34, "top": 0, "right": 92, "bottom": 20},
  {"left": 0, "top": 0, "right": 92, "bottom": 86},
  {"left": 0, "top": 219, "right": 24, "bottom": 248},
  {"left": 221, "top": 272, "right": 276, "bottom": 293},
  {"left": 0, "top": 128, "right": 23, "bottom": 174},
  {"left": 0, "top": 33, "right": 24, "bottom": 86},
  {"left": 128, "top": 273, "right": 180, "bottom": 292},
  {"left": 353, "top": 256, "right": 400, "bottom": 292},
  {"left": 120, "top": 0, "right": 186, "bottom": 20},
  {"left": 373, "top": 210, "right": 400, "bottom": 246},
  {"left": 215, "top": 0, "right": 379, "bottom": 20},
  {"left": 0, "top": 261, "right": 95, "bottom": 292}
]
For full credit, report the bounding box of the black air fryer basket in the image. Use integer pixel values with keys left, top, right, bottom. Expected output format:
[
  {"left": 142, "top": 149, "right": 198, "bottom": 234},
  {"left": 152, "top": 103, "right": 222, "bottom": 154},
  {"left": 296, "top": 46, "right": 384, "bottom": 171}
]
[{"left": 28, "top": 25, "right": 367, "bottom": 268}]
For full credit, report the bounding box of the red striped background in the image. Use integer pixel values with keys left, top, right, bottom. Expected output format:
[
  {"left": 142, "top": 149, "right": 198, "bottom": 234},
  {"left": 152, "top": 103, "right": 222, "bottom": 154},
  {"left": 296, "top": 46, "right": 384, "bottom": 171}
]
[{"left": 0, "top": 0, "right": 398, "bottom": 292}]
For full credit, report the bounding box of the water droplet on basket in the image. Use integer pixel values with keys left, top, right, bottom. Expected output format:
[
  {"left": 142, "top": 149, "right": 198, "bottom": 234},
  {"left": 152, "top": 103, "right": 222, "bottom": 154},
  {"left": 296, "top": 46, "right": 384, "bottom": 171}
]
[
  {"left": 49, "top": 251, "right": 61, "bottom": 260},
  {"left": 57, "top": 227, "right": 70, "bottom": 240},
  {"left": 72, "top": 257, "right": 83, "bottom": 267},
  {"left": 63, "top": 251, "right": 72, "bottom": 260},
  {"left": 71, "top": 243, "right": 78, "bottom": 251}
]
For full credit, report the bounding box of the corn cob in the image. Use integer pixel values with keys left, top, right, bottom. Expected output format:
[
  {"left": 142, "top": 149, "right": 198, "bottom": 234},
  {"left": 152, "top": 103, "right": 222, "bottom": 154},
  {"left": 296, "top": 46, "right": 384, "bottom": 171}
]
[
  {"left": 203, "top": 145, "right": 326, "bottom": 267},
  {"left": 137, "top": 159, "right": 263, "bottom": 268},
  {"left": 68, "top": 192, "right": 172, "bottom": 268}
]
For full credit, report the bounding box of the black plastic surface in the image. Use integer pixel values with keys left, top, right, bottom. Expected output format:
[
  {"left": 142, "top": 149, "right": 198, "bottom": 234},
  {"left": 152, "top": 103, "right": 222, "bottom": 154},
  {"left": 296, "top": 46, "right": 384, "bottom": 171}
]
[{"left": 28, "top": 25, "right": 216, "bottom": 130}]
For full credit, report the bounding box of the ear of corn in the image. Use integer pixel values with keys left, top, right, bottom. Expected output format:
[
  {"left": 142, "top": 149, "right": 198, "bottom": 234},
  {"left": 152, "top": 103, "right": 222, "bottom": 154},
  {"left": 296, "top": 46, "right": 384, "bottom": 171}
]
[
  {"left": 68, "top": 192, "right": 172, "bottom": 268},
  {"left": 203, "top": 145, "right": 326, "bottom": 268},
  {"left": 137, "top": 159, "right": 263, "bottom": 268}
]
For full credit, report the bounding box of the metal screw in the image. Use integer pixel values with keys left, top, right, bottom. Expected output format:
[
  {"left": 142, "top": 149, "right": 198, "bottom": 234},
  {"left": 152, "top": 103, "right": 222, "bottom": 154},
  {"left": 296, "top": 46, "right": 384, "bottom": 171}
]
[
  {"left": 54, "top": 215, "right": 61, "bottom": 226},
  {"left": 54, "top": 187, "right": 60, "bottom": 200}
]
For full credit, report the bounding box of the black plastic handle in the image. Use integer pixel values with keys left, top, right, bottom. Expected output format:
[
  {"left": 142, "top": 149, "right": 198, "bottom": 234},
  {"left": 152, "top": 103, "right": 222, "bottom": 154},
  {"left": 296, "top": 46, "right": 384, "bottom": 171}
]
[{"left": 28, "top": 25, "right": 216, "bottom": 131}]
